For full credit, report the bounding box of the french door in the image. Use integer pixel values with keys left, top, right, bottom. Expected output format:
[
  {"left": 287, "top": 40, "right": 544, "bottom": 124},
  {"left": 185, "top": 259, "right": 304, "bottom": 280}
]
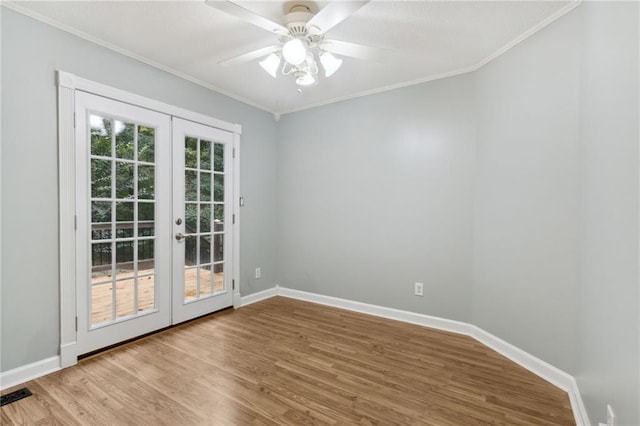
[
  {"left": 172, "top": 118, "right": 234, "bottom": 323},
  {"left": 75, "top": 92, "right": 234, "bottom": 355}
]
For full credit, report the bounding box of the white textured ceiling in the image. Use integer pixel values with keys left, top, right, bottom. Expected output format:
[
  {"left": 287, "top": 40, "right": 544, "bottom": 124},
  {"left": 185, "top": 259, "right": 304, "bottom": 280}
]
[{"left": 7, "top": 1, "right": 579, "bottom": 114}]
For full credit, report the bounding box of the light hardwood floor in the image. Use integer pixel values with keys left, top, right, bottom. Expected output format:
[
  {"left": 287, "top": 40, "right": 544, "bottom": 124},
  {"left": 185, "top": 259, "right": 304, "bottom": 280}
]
[{"left": 1, "top": 297, "right": 575, "bottom": 425}]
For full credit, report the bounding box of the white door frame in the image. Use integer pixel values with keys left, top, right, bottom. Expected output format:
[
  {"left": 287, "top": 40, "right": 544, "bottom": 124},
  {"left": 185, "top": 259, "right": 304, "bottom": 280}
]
[{"left": 57, "top": 71, "right": 242, "bottom": 367}]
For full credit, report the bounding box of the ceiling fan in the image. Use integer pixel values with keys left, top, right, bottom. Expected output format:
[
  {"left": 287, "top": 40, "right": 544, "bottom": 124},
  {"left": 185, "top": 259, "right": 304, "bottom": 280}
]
[{"left": 206, "top": 0, "right": 382, "bottom": 88}]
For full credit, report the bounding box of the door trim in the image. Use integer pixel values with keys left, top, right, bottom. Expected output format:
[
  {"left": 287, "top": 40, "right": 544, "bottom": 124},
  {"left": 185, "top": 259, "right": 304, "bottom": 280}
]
[{"left": 57, "top": 70, "right": 242, "bottom": 367}]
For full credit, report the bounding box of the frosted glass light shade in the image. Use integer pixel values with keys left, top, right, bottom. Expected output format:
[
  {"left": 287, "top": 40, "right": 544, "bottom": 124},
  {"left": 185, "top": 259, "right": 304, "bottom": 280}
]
[
  {"left": 259, "top": 53, "right": 281, "bottom": 78},
  {"left": 320, "top": 51, "right": 342, "bottom": 77},
  {"left": 296, "top": 72, "right": 316, "bottom": 86},
  {"left": 282, "top": 39, "right": 307, "bottom": 66}
]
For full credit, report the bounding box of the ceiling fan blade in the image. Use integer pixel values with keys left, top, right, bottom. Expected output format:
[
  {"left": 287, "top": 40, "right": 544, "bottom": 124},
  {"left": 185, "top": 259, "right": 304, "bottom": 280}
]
[
  {"left": 306, "top": 1, "right": 369, "bottom": 35},
  {"left": 205, "top": 0, "right": 289, "bottom": 35},
  {"left": 321, "top": 39, "right": 386, "bottom": 62},
  {"left": 219, "top": 45, "right": 280, "bottom": 66}
]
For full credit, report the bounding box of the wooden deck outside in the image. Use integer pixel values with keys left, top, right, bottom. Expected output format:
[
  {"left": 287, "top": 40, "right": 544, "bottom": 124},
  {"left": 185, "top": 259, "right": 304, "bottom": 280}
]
[{"left": 90, "top": 268, "right": 224, "bottom": 324}]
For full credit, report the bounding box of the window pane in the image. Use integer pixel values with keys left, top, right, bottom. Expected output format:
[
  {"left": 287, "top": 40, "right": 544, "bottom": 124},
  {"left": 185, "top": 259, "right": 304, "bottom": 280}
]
[
  {"left": 91, "top": 282, "right": 113, "bottom": 325},
  {"left": 138, "top": 165, "right": 154, "bottom": 200},
  {"left": 199, "top": 266, "right": 213, "bottom": 296},
  {"left": 115, "top": 121, "right": 134, "bottom": 160},
  {"left": 115, "top": 202, "right": 134, "bottom": 239},
  {"left": 200, "top": 139, "right": 212, "bottom": 170},
  {"left": 115, "top": 278, "right": 135, "bottom": 318},
  {"left": 200, "top": 205, "right": 211, "bottom": 233},
  {"left": 200, "top": 237, "right": 211, "bottom": 264},
  {"left": 115, "top": 241, "right": 134, "bottom": 278},
  {"left": 138, "top": 240, "right": 155, "bottom": 275},
  {"left": 138, "top": 126, "right": 155, "bottom": 163},
  {"left": 185, "top": 203, "right": 197, "bottom": 233},
  {"left": 185, "top": 236, "right": 197, "bottom": 266},
  {"left": 214, "top": 234, "right": 223, "bottom": 262},
  {"left": 185, "top": 170, "right": 197, "bottom": 201},
  {"left": 200, "top": 172, "right": 211, "bottom": 202},
  {"left": 214, "top": 143, "right": 224, "bottom": 172},
  {"left": 214, "top": 264, "right": 224, "bottom": 293},
  {"left": 115, "top": 162, "right": 134, "bottom": 199},
  {"left": 184, "top": 267, "right": 197, "bottom": 301},
  {"left": 138, "top": 275, "right": 155, "bottom": 312},
  {"left": 90, "top": 115, "right": 112, "bottom": 157},
  {"left": 213, "top": 204, "right": 224, "bottom": 233},
  {"left": 92, "top": 201, "right": 112, "bottom": 223},
  {"left": 116, "top": 201, "right": 134, "bottom": 222},
  {"left": 139, "top": 202, "right": 154, "bottom": 221},
  {"left": 214, "top": 174, "right": 224, "bottom": 201},
  {"left": 91, "top": 159, "right": 111, "bottom": 198},
  {"left": 91, "top": 242, "right": 112, "bottom": 280},
  {"left": 185, "top": 137, "right": 198, "bottom": 168}
]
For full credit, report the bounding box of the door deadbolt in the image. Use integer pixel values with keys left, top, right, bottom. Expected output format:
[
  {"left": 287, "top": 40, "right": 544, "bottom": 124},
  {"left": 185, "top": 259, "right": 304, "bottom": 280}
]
[{"left": 175, "top": 218, "right": 182, "bottom": 225}]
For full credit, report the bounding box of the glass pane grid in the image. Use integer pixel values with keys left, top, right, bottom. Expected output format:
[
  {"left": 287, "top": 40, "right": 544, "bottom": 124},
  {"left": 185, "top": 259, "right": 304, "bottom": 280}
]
[
  {"left": 90, "top": 114, "right": 158, "bottom": 326},
  {"left": 183, "top": 137, "right": 226, "bottom": 302}
]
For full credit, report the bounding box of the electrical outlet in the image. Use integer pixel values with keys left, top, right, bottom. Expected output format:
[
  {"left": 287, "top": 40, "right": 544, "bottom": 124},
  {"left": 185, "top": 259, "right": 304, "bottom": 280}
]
[
  {"left": 414, "top": 282, "right": 424, "bottom": 296},
  {"left": 607, "top": 404, "right": 615, "bottom": 426},
  {"left": 255, "top": 267, "right": 261, "bottom": 279}
]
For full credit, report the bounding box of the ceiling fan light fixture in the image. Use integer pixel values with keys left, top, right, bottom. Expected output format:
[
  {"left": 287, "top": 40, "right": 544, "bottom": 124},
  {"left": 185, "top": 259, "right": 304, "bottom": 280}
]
[
  {"left": 259, "top": 53, "right": 281, "bottom": 78},
  {"left": 295, "top": 72, "right": 316, "bottom": 86},
  {"left": 282, "top": 38, "right": 308, "bottom": 66},
  {"left": 320, "top": 51, "right": 342, "bottom": 77}
]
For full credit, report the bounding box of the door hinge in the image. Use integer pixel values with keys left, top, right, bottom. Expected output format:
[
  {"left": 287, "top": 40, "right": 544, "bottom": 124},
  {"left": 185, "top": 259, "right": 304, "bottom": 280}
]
[
  {"left": 73, "top": 112, "right": 76, "bottom": 129},
  {"left": 232, "top": 147, "right": 236, "bottom": 158},
  {"left": 75, "top": 316, "right": 78, "bottom": 332},
  {"left": 232, "top": 279, "right": 235, "bottom": 290},
  {"left": 74, "top": 215, "right": 77, "bottom": 231},
  {"left": 232, "top": 214, "right": 235, "bottom": 224}
]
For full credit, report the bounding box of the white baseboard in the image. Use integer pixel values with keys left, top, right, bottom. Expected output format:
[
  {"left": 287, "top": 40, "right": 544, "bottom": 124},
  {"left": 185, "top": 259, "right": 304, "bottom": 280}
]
[
  {"left": 238, "top": 286, "right": 280, "bottom": 307},
  {"left": 0, "top": 356, "right": 60, "bottom": 391},
  {"left": 277, "top": 286, "right": 472, "bottom": 336},
  {"left": 245, "top": 285, "right": 590, "bottom": 426}
]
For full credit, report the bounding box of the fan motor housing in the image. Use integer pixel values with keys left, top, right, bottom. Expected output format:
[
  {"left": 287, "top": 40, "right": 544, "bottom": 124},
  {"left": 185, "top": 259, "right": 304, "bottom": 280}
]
[{"left": 284, "top": 5, "right": 314, "bottom": 36}]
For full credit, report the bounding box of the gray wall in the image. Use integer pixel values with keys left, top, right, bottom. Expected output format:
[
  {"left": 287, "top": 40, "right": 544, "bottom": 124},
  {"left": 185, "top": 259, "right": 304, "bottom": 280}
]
[
  {"left": 0, "top": 8, "right": 278, "bottom": 371},
  {"left": 577, "top": 3, "right": 639, "bottom": 425},
  {"left": 277, "top": 3, "right": 639, "bottom": 424},
  {"left": 2, "top": 2, "right": 639, "bottom": 425},
  {"left": 277, "top": 76, "right": 476, "bottom": 322},
  {"left": 472, "top": 6, "right": 582, "bottom": 373}
]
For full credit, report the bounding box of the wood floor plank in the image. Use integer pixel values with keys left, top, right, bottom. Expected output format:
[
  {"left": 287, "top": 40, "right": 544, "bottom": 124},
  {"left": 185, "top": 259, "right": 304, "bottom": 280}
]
[{"left": 1, "top": 297, "right": 575, "bottom": 425}]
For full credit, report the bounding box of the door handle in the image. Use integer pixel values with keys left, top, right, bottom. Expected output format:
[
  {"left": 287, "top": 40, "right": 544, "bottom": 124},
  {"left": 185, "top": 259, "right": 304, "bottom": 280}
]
[{"left": 175, "top": 233, "right": 185, "bottom": 241}]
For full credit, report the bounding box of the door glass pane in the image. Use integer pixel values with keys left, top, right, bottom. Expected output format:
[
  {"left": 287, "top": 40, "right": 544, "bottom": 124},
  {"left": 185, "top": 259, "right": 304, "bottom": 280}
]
[
  {"left": 200, "top": 172, "right": 211, "bottom": 201},
  {"left": 115, "top": 278, "right": 135, "bottom": 318},
  {"left": 200, "top": 140, "right": 212, "bottom": 170},
  {"left": 185, "top": 170, "right": 197, "bottom": 201},
  {"left": 214, "top": 143, "right": 224, "bottom": 172},
  {"left": 91, "top": 283, "right": 113, "bottom": 324},
  {"left": 200, "top": 205, "right": 211, "bottom": 233},
  {"left": 184, "top": 267, "right": 197, "bottom": 301},
  {"left": 199, "top": 266, "right": 213, "bottom": 296},
  {"left": 91, "top": 159, "right": 111, "bottom": 198},
  {"left": 214, "top": 264, "right": 224, "bottom": 293},
  {"left": 89, "top": 115, "right": 158, "bottom": 327},
  {"left": 183, "top": 136, "right": 226, "bottom": 303},
  {"left": 138, "top": 127, "right": 155, "bottom": 163},
  {"left": 115, "top": 121, "right": 134, "bottom": 160},
  {"left": 90, "top": 115, "right": 112, "bottom": 157},
  {"left": 214, "top": 174, "right": 224, "bottom": 201},
  {"left": 138, "top": 165, "right": 154, "bottom": 200},
  {"left": 115, "top": 162, "right": 134, "bottom": 199}
]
